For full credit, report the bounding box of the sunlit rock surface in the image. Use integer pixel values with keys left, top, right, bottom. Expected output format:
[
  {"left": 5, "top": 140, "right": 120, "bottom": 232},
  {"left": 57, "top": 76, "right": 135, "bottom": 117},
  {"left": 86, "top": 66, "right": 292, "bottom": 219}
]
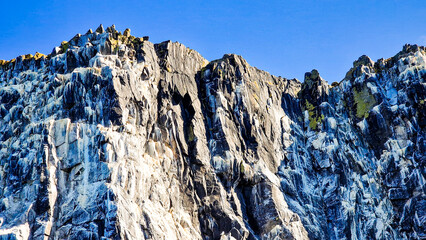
[{"left": 0, "top": 25, "right": 424, "bottom": 239}]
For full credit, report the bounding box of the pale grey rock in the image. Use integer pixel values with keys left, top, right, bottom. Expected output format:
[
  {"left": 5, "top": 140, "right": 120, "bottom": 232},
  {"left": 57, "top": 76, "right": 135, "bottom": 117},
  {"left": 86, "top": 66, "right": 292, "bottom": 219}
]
[{"left": 0, "top": 27, "right": 424, "bottom": 240}]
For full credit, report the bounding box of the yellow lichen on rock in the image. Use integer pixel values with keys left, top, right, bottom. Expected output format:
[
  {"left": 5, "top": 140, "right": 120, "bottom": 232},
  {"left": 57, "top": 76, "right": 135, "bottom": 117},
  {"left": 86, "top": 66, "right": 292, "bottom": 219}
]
[
  {"left": 309, "top": 114, "right": 324, "bottom": 130},
  {"left": 201, "top": 59, "right": 209, "bottom": 68},
  {"left": 34, "top": 52, "right": 46, "bottom": 60},
  {"left": 353, "top": 87, "right": 376, "bottom": 118},
  {"left": 304, "top": 100, "right": 324, "bottom": 130},
  {"left": 1, "top": 59, "right": 15, "bottom": 68},
  {"left": 123, "top": 28, "right": 131, "bottom": 37},
  {"left": 60, "top": 41, "right": 70, "bottom": 53},
  {"left": 109, "top": 38, "right": 120, "bottom": 54},
  {"left": 187, "top": 124, "right": 195, "bottom": 142}
]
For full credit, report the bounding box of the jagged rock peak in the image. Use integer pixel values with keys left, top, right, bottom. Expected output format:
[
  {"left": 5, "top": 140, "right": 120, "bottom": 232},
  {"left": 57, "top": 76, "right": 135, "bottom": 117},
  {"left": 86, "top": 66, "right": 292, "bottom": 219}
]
[
  {"left": 123, "top": 28, "right": 131, "bottom": 37},
  {"left": 106, "top": 24, "right": 118, "bottom": 34},
  {"left": 344, "top": 55, "right": 376, "bottom": 81},
  {"left": 221, "top": 53, "right": 249, "bottom": 66},
  {"left": 344, "top": 44, "right": 426, "bottom": 81},
  {"left": 0, "top": 24, "right": 154, "bottom": 74},
  {"left": 201, "top": 52, "right": 301, "bottom": 101},
  {"left": 401, "top": 43, "right": 426, "bottom": 55},
  {"left": 95, "top": 24, "right": 104, "bottom": 33},
  {"left": 301, "top": 69, "right": 329, "bottom": 100},
  {"left": 353, "top": 55, "right": 374, "bottom": 68},
  {"left": 304, "top": 69, "right": 327, "bottom": 85},
  {"left": 299, "top": 69, "right": 329, "bottom": 130}
]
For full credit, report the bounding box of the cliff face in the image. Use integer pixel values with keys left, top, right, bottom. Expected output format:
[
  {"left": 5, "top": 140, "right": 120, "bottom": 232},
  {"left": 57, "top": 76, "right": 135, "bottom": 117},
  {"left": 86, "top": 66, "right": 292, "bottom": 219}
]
[{"left": 0, "top": 25, "right": 424, "bottom": 240}]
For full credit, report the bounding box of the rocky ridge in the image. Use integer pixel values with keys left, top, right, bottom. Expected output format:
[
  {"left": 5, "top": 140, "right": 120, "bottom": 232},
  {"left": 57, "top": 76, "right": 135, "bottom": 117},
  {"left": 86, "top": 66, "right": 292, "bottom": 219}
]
[{"left": 0, "top": 25, "right": 424, "bottom": 239}]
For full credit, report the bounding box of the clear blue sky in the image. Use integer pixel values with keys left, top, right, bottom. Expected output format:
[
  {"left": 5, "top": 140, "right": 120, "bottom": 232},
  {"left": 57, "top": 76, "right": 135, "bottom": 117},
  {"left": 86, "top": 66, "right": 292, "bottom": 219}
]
[{"left": 1, "top": 0, "right": 425, "bottom": 83}]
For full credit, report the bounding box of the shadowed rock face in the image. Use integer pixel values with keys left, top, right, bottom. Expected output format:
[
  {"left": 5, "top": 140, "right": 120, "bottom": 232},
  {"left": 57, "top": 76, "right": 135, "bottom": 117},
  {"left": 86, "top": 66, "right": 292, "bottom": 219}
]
[{"left": 0, "top": 26, "right": 424, "bottom": 240}]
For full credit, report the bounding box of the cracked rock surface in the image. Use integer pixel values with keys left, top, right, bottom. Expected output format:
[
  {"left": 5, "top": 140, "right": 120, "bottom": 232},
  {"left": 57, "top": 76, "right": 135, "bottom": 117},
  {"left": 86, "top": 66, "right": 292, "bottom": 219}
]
[{"left": 0, "top": 25, "right": 425, "bottom": 239}]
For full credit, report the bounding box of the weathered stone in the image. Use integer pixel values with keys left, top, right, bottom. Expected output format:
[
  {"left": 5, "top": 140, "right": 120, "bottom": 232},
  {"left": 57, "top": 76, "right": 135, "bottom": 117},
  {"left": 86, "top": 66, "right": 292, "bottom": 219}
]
[
  {"left": 95, "top": 24, "right": 104, "bottom": 34},
  {"left": 0, "top": 26, "right": 424, "bottom": 240},
  {"left": 123, "top": 28, "right": 131, "bottom": 37},
  {"left": 388, "top": 187, "right": 410, "bottom": 200}
]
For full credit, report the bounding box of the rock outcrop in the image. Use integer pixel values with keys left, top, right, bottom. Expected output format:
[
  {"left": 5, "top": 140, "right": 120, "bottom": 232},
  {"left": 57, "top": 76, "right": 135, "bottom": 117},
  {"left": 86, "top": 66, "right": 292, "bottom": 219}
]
[{"left": 0, "top": 25, "right": 424, "bottom": 240}]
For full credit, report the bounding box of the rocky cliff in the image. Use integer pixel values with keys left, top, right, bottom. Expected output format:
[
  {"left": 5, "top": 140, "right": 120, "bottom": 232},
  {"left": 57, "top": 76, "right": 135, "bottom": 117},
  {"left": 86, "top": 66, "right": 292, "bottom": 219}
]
[{"left": 0, "top": 25, "right": 424, "bottom": 240}]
